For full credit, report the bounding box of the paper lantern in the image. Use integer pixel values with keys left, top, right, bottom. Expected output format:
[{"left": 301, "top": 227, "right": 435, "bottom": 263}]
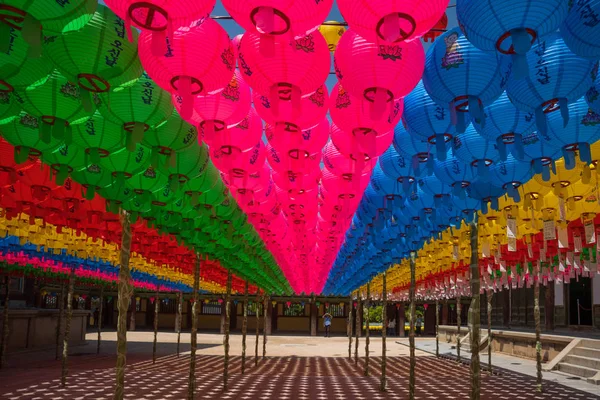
[
  {"left": 158, "top": 142, "right": 209, "bottom": 192},
  {"left": 266, "top": 143, "right": 321, "bottom": 175},
  {"left": 329, "top": 83, "right": 403, "bottom": 148},
  {"left": 221, "top": 0, "right": 333, "bottom": 39},
  {"left": 42, "top": 5, "right": 144, "bottom": 112},
  {"left": 41, "top": 144, "right": 89, "bottom": 185},
  {"left": 144, "top": 110, "right": 197, "bottom": 169},
  {"left": 586, "top": 72, "right": 600, "bottom": 116},
  {"left": 423, "top": 12, "right": 448, "bottom": 43},
  {"left": 126, "top": 165, "right": 168, "bottom": 207},
  {"left": 457, "top": 0, "right": 568, "bottom": 78},
  {"left": 203, "top": 107, "right": 262, "bottom": 154},
  {"left": 542, "top": 97, "right": 600, "bottom": 169},
  {"left": 416, "top": 174, "right": 452, "bottom": 205},
  {"left": 0, "top": 27, "right": 53, "bottom": 93},
  {"left": 506, "top": 33, "right": 596, "bottom": 137},
  {"left": 452, "top": 126, "right": 501, "bottom": 181},
  {"left": 0, "top": 138, "right": 35, "bottom": 185},
  {"left": 138, "top": 17, "right": 234, "bottom": 120},
  {"left": 211, "top": 140, "right": 265, "bottom": 178},
  {"left": 337, "top": 0, "right": 448, "bottom": 44},
  {"left": 20, "top": 70, "right": 94, "bottom": 145},
  {"left": 402, "top": 82, "right": 455, "bottom": 161},
  {"left": 98, "top": 72, "right": 173, "bottom": 151},
  {"left": 488, "top": 154, "right": 532, "bottom": 203},
  {"left": 183, "top": 163, "right": 223, "bottom": 206},
  {"left": 71, "top": 163, "right": 113, "bottom": 200},
  {"left": 369, "top": 165, "right": 406, "bottom": 204},
  {"left": 520, "top": 131, "right": 562, "bottom": 181},
  {"left": 99, "top": 144, "right": 151, "bottom": 188},
  {"left": 423, "top": 28, "right": 511, "bottom": 133},
  {"left": 434, "top": 154, "right": 476, "bottom": 198},
  {"left": 238, "top": 31, "right": 329, "bottom": 116},
  {"left": 562, "top": 0, "right": 600, "bottom": 60},
  {"left": 334, "top": 29, "right": 424, "bottom": 121},
  {"left": 377, "top": 145, "right": 419, "bottom": 193},
  {"left": 266, "top": 118, "right": 329, "bottom": 157},
  {"left": 393, "top": 123, "right": 436, "bottom": 177},
  {"left": 71, "top": 112, "right": 124, "bottom": 167},
  {"left": 1, "top": 112, "right": 62, "bottom": 163},
  {"left": 318, "top": 22, "right": 345, "bottom": 52}
]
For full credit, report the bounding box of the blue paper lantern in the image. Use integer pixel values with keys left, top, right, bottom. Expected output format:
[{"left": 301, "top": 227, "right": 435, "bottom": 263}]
[
  {"left": 561, "top": 0, "right": 600, "bottom": 60},
  {"left": 369, "top": 165, "right": 406, "bottom": 206},
  {"left": 433, "top": 154, "right": 476, "bottom": 198},
  {"left": 488, "top": 154, "right": 533, "bottom": 202},
  {"left": 402, "top": 81, "right": 457, "bottom": 160},
  {"left": 452, "top": 125, "right": 501, "bottom": 181},
  {"left": 378, "top": 145, "right": 419, "bottom": 193},
  {"left": 457, "top": 0, "right": 568, "bottom": 78},
  {"left": 506, "top": 32, "right": 596, "bottom": 138},
  {"left": 472, "top": 92, "right": 536, "bottom": 161},
  {"left": 417, "top": 174, "right": 452, "bottom": 205},
  {"left": 393, "top": 123, "right": 437, "bottom": 177},
  {"left": 586, "top": 69, "right": 600, "bottom": 115},
  {"left": 519, "top": 131, "right": 562, "bottom": 181},
  {"left": 543, "top": 97, "right": 600, "bottom": 169},
  {"left": 423, "top": 27, "right": 512, "bottom": 134}
]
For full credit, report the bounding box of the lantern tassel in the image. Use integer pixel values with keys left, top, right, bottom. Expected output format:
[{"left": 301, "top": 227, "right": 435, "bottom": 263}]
[
  {"left": 559, "top": 98, "right": 569, "bottom": 127},
  {"left": 383, "top": 13, "right": 400, "bottom": 43},
  {"left": 468, "top": 95, "right": 484, "bottom": 127},
  {"left": 535, "top": 106, "right": 547, "bottom": 137},
  {"left": 496, "top": 136, "right": 508, "bottom": 161},
  {"left": 150, "top": 147, "right": 159, "bottom": 169},
  {"left": 562, "top": 147, "right": 576, "bottom": 170},
  {"left": 151, "top": 29, "right": 168, "bottom": 57},
  {"left": 56, "top": 165, "right": 69, "bottom": 185},
  {"left": 513, "top": 134, "right": 524, "bottom": 160},
  {"left": 52, "top": 119, "right": 65, "bottom": 140},
  {"left": 85, "top": 185, "right": 96, "bottom": 200},
  {"left": 178, "top": 76, "right": 193, "bottom": 120},
  {"left": 14, "top": 147, "right": 29, "bottom": 165},
  {"left": 435, "top": 134, "right": 447, "bottom": 161},
  {"left": 21, "top": 14, "right": 42, "bottom": 58},
  {"left": 426, "top": 155, "right": 434, "bottom": 175},
  {"left": 579, "top": 143, "right": 592, "bottom": 165},
  {"left": 80, "top": 88, "right": 94, "bottom": 113},
  {"left": 491, "top": 197, "right": 499, "bottom": 211},
  {"left": 132, "top": 122, "right": 145, "bottom": 144},
  {"left": 370, "top": 88, "right": 388, "bottom": 121},
  {"left": 168, "top": 151, "right": 177, "bottom": 169},
  {"left": 40, "top": 120, "right": 52, "bottom": 144},
  {"left": 0, "top": 24, "right": 11, "bottom": 54},
  {"left": 477, "top": 160, "right": 488, "bottom": 181}
]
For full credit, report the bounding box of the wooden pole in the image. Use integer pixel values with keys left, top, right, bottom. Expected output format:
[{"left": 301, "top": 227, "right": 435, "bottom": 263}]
[
  {"left": 354, "top": 295, "right": 360, "bottom": 365},
  {"left": 487, "top": 290, "right": 493, "bottom": 374},
  {"left": 469, "top": 219, "right": 481, "bottom": 400},
  {"left": 152, "top": 288, "right": 159, "bottom": 364},
  {"left": 97, "top": 286, "right": 104, "bottom": 354},
  {"left": 61, "top": 267, "right": 75, "bottom": 387},
  {"left": 241, "top": 281, "right": 248, "bottom": 374},
  {"left": 187, "top": 253, "right": 200, "bottom": 400},
  {"left": 176, "top": 291, "right": 182, "bottom": 357},
  {"left": 457, "top": 296, "right": 462, "bottom": 363},
  {"left": 364, "top": 283, "right": 370, "bottom": 376},
  {"left": 223, "top": 271, "right": 232, "bottom": 390},
  {"left": 114, "top": 210, "right": 133, "bottom": 400},
  {"left": 380, "top": 273, "right": 387, "bottom": 392},
  {"left": 409, "top": 252, "right": 416, "bottom": 400},
  {"left": 0, "top": 276, "right": 9, "bottom": 369},
  {"left": 348, "top": 296, "right": 353, "bottom": 360},
  {"left": 254, "top": 292, "right": 260, "bottom": 367},
  {"left": 262, "top": 294, "right": 268, "bottom": 359},
  {"left": 56, "top": 283, "right": 65, "bottom": 360},
  {"left": 435, "top": 299, "right": 439, "bottom": 357},
  {"left": 534, "top": 277, "right": 542, "bottom": 392}
]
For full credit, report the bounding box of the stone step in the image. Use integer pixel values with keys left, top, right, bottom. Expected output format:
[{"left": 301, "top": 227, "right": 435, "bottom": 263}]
[
  {"left": 573, "top": 346, "right": 600, "bottom": 359},
  {"left": 580, "top": 339, "right": 600, "bottom": 350},
  {"left": 564, "top": 354, "right": 600, "bottom": 370},
  {"left": 558, "top": 362, "right": 598, "bottom": 378}
]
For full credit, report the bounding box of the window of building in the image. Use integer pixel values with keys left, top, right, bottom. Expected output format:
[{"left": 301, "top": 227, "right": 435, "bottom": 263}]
[
  {"left": 248, "top": 302, "right": 263, "bottom": 316},
  {"left": 327, "top": 304, "right": 345, "bottom": 317},
  {"left": 159, "top": 299, "right": 177, "bottom": 313},
  {"left": 202, "top": 301, "right": 221, "bottom": 315},
  {"left": 283, "top": 303, "right": 305, "bottom": 317},
  {"left": 44, "top": 294, "right": 58, "bottom": 309}
]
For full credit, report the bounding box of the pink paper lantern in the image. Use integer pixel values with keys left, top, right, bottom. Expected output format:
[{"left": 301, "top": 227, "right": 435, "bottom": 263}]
[
  {"left": 202, "top": 107, "right": 263, "bottom": 152},
  {"left": 266, "top": 143, "right": 322, "bottom": 174},
  {"left": 330, "top": 122, "right": 394, "bottom": 160},
  {"left": 321, "top": 166, "right": 371, "bottom": 199},
  {"left": 222, "top": 0, "right": 333, "bottom": 39},
  {"left": 337, "top": 0, "right": 449, "bottom": 44},
  {"left": 104, "top": 0, "right": 217, "bottom": 52},
  {"left": 334, "top": 29, "right": 424, "bottom": 121},
  {"left": 330, "top": 83, "right": 403, "bottom": 141},
  {"left": 173, "top": 70, "right": 251, "bottom": 140},
  {"left": 138, "top": 18, "right": 235, "bottom": 120},
  {"left": 254, "top": 85, "right": 329, "bottom": 130},
  {"left": 238, "top": 31, "right": 330, "bottom": 114},
  {"left": 211, "top": 141, "right": 266, "bottom": 178},
  {"left": 322, "top": 141, "right": 376, "bottom": 177},
  {"left": 272, "top": 167, "right": 321, "bottom": 197},
  {"left": 266, "top": 118, "right": 329, "bottom": 156}
]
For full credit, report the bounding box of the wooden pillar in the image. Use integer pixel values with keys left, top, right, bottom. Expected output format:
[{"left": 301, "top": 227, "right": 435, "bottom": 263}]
[
  {"left": 380, "top": 273, "right": 387, "bottom": 392},
  {"left": 223, "top": 271, "right": 232, "bottom": 390},
  {"left": 468, "top": 219, "right": 480, "bottom": 400},
  {"left": 534, "top": 277, "right": 542, "bottom": 393},
  {"left": 487, "top": 290, "right": 493, "bottom": 374},
  {"left": 114, "top": 210, "right": 133, "bottom": 400},
  {"left": 364, "top": 283, "right": 370, "bottom": 377},
  {"left": 176, "top": 291, "right": 182, "bottom": 357},
  {"left": 354, "top": 295, "right": 361, "bottom": 365},
  {"left": 129, "top": 292, "right": 136, "bottom": 332},
  {"left": 457, "top": 297, "right": 462, "bottom": 362},
  {"left": 545, "top": 283, "right": 555, "bottom": 331},
  {"left": 241, "top": 281, "right": 248, "bottom": 374},
  {"left": 265, "top": 299, "right": 272, "bottom": 335},
  {"left": 262, "top": 295, "right": 268, "bottom": 358},
  {"left": 435, "top": 300, "right": 439, "bottom": 357},
  {"left": 254, "top": 292, "right": 260, "bottom": 367},
  {"left": 152, "top": 289, "right": 159, "bottom": 364},
  {"left": 310, "top": 295, "right": 317, "bottom": 336},
  {"left": 0, "top": 276, "right": 9, "bottom": 369},
  {"left": 187, "top": 253, "right": 200, "bottom": 400},
  {"left": 409, "top": 252, "right": 416, "bottom": 400},
  {"left": 61, "top": 267, "right": 75, "bottom": 387},
  {"left": 348, "top": 296, "right": 353, "bottom": 360},
  {"left": 97, "top": 286, "right": 104, "bottom": 354},
  {"left": 398, "top": 303, "right": 405, "bottom": 337},
  {"left": 55, "top": 283, "right": 65, "bottom": 360}
]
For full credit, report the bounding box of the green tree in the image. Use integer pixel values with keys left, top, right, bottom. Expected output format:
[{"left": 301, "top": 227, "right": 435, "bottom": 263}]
[{"left": 366, "top": 305, "right": 383, "bottom": 323}]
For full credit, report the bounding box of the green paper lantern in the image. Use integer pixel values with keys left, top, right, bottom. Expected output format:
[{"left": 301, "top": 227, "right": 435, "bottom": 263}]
[
  {"left": 144, "top": 110, "right": 197, "bottom": 168},
  {"left": 98, "top": 72, "right": 172, "bottom": 152},
  {"left": 72, "top": 111, "right": 124, "bottom": 164},
  {"left": 42, "top": 4, "right": 143, "bottom": 112},
  {"left": 0, "top": 91, "right": 23, "bottom": 125},
  {"left": 99, "top": 144, "right": 151, "bottom": 187},
  {"left": 0, "top": 0, "right": 97, "bottom": 56},
  {"left": 0, "top": 111, "right": 62, "bottom": 163},
  {"left": 158, "top": 142, "right": 209, "bottom": 193},
  {"left": 183, "top": 161, "right": 222, "bottom": 206},
  {"left": 126, "top": 165, "right": 168, "bottom": 208},
  {"left": 41, "top": 143, "right": 89, "bottom": 185},
  {"left": 19, "top": 70, "right": 93, "bottom": 144},
  {"left": 121, "top": 196, "right": 152, "bottom": 222},
  {"left": 0, "top": 27, "right": 53, "bottom": 92},
  {"left": 70, "top": 162, "right": 113, "bottom": 200}
]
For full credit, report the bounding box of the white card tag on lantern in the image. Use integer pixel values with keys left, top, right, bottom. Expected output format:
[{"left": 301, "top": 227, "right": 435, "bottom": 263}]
[
  {"left": 574, "top": 236, "right": 582, "bottom": 253},
  {"left": 453, "top": 245, "right": 459, "bottom": 260},
  {"left": 558, "top": 226, "right": 568, "bottom": 248},
  {"left": 558, "top": 197, "right": 566, "bottom": 221},
  {"left": 544, "top": 220, "right": 556, "bottom": 241},
  {"left": 482, "top": 241, "right": 490, "bottom": 258},
  {"left": 508, "top": 236, "right": 517, "bottom": 252},
  {"left": 584, "top": 220, "right": 596, "bottom": 244},
  {"left": 500, "top": 260, "right": 506, "bottom": 273},
  {"left": 559, "top": 254, "right": 566, "bottom": 272},
  {"left": 507, "top": 217, "right": 517, "bottom": 238},
  {"left": 540, "top": 247, "right": 547, "bottom": 262},
  {"left": 527, "top": 242, "right": 533, "bottom": 258},
  {"left": 567, "top": 251, "right": 574, "bottom": 267}
]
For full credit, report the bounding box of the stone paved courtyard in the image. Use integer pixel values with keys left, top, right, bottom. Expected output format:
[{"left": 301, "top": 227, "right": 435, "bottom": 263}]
[{"left": 0, "top": 332, "right": 598, "bottom": 399}]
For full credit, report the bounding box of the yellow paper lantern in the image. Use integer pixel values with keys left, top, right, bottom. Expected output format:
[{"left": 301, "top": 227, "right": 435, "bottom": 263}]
[{"left": 318, "top": 21, "right": 346, "bottom": 52}]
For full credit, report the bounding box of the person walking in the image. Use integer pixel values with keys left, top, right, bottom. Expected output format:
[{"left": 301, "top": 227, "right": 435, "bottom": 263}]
[
  {"left": 323, "top": 312, "right": 333, "bottom": 338},
  {"left": 387, "top": 318, "right": 396, "bottom": 336}
]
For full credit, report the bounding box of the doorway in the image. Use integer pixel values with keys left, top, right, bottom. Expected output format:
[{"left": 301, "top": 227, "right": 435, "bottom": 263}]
[{"left": 569, "top": 277, "right": 593, "bottom": 326}]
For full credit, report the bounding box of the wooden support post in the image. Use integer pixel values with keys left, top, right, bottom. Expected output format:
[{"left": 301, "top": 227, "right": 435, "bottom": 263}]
[
  {"left": 114, "top": 210, "right": 133, "bottom": 400},
  {"left": 435, "top": 300, "right": 439, "bottom": 357},
  {"left": 97, "top": 286, "right": 104, "bottom": 354},
  {"left": 487, "top": 290, "right": 493, "bottom": 374},
  {"left": 348, "top": 296, "right": 353, "bottom": 360},
  {"left": 254, "top": 292, "right": 260, "bottom": 367},
  {"left": 468, "top": 219, "right": 480, "bottom": 400},
  {"left": 364, "top": 283, "right": 370, "bottom": 376},
  {"left": 176, "top": 291, "right": 182, "bottom": 357},
  {"left": 0, "top": 276, "right": 9, "bottom": 369},
  {"left": 152, "top": 289, "right": 159, "bottom": 364},
  {"left": 61, "top": 267, "right": 75, "bottom": 387},
  {"left": 457, "top": 296, "right": 462, "bottom": 363},
  {"left": 354, "top": 295, "right": 360, "bottom": 365},
  {"left": 262, "top": 295, "right": 268, "bottom": 359},
  {"left": 534, "top": 277, "right": 542, "bottom": 393},
  {"left": 241, "top": 281, "right": 248, "bottom": 374},
  {"left": 56, "top": 283, "right": 65, "bottom": 360},
  {"left": 187, "top": 253, "right": 200, "bottom": 400},
  {"left": 223, "top": 271, "right": 232, "bottom": 390},
  {"left": 409, "top": 252, "right": 416, "bottom": 400},
  {"left": 380, "top": 273, "right": 387, "bottom": 392}
]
